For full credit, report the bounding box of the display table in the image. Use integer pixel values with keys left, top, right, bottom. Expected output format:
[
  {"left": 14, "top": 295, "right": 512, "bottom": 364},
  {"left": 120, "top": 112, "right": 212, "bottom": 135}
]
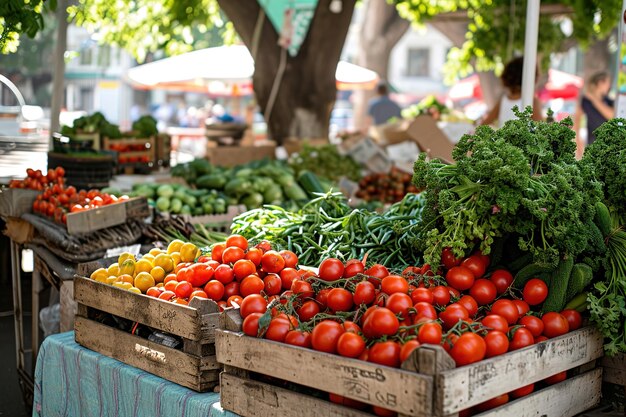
[{"left": 33, "top": 332, "right": 237, "bottom": 417}]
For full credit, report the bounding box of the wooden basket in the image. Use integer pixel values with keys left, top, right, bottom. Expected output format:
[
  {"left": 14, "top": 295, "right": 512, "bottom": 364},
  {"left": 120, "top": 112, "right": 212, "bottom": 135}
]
[
  {"left": 74, "top": 275, "right": 222, "bottom": 391},
  {"left": 215, "top": 311, "right": 604, "bottom": 417}
]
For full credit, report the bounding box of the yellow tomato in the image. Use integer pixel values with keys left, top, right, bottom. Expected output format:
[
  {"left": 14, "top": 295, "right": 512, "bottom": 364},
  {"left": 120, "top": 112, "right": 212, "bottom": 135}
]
[
  {"left": 180, "top": 242, "right": 199, "bottom": 263},
  {"left": 167, "top": 239, "right": 184, "bottom": 255},
  {"left": 134, "top": 272, "right": 156, "bottom": 293},
  {"left": 107, "top": 263, "right": 120, "bottom": 277}
]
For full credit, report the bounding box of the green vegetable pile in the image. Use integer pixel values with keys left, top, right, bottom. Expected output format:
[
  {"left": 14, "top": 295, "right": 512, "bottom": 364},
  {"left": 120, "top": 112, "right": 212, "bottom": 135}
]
[
  {"left": 127, "top": 183, "right": 232, "bottom": 216},
  {"left": 231, "top": 191, "right": 425, "bottom": 269},
  {"left": 288, "top": 144, "right": 361, "bottom": 183},
  {"left": 131, "top": 115, "right": 159, "bottom": 138},
  {"left": 172, "top": 158, "right": 332, "bottom": 211},
  {"left": 60, "top": 111, "right": 122, "bottom": 139},
  {"left": 401, "top": 95, "right": 449, "bottom": 119}
]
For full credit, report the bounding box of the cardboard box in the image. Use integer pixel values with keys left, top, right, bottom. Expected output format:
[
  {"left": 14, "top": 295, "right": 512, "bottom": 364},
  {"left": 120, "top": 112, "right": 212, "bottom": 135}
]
[
  {"left": 406, "top": 115, "right": 456, "bottom": 163},
  {"left": 340, "top": 136, "right": 392, "bottom": 174},
  {"left": 206, "top": 142, "right": 276, "bottom": 167}
]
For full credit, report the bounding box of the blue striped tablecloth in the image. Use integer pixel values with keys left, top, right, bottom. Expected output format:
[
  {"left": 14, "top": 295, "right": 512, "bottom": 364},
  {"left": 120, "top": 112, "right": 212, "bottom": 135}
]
[{"left": 33, "top": 331, "right": 238, "bottom": 417}]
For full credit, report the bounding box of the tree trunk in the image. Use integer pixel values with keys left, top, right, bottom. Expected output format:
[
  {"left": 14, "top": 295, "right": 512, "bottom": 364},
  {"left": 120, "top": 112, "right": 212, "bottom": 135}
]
[
  {"left": 217, "top": 0, "right": 356, "bottom": 144},
  {"left": 352, "top": 0, "right": 410, "bottom": 130}
]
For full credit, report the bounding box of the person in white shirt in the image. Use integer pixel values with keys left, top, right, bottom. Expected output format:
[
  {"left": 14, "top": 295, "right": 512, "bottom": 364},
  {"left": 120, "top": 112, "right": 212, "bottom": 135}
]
[{"left": 479, "top": 57, "right": 542, "bottom": 126}]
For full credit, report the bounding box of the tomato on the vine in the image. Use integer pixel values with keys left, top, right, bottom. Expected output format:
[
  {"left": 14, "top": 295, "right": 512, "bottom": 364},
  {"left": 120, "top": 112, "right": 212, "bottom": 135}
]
[
  {"left": 518, "top": 315, "right": 544, "bottom": 337},
  {"left": 469, "top": 279, "right": 497, "bottom": 305},
  {"left": 284, "top": 330, "right": 312, "bottom": 348},
  {"left": 381, "top": 275, "right": 409, "bottom": 295},
  {"left": 413, "top": 302, "right": 437, "bottom": 321},
  {"left": 311, "top": 320, "right": 344, "bottom": 353},
  {"left": 461, "top": 254, "right": 488, "bottom": 278},
  {"left": 449, "top": 332, "right": 486, "bottom": 366},
  {"left": 458, "top": 295, "right": 478, "bottom": 317},
  {"left": 399, "top": 339, "right": 421, "bottom": 363},
  {"left": 337, "top": 332, "right": 366, "bottom": 358},
  {"left": 318, "top": 258, "right": 344, "bottom": 281},
  {"left": 365, "top": 264, "right": 389, "bottom": 288},
  {"left": 242, "top": 312, "right": 263, "bottom": 337},
  {"left": 343, "top": 260, "right": 364, "bottom": 278},
  {"left": 481, "top": 314, "right": 509, "bottom": 333},
  {"left": 410, "top": 287, "right": 434, "bottom": 304},
  {"left": 291, "top": 279, "right": 314, "bottom": 300},
  {"left": 353, "top": 281, "right": 376, "bottom": 305},
  {"left": 240, "top": 294, "right": 267, "bottom": 318},
  {"left": 439, "top": 303, "right": 469, "bottom": 330},
  {"left": 513, "top": 299, "right": 530, "bottom": 316},
  {"left": 279, "top": 268, "right": 299, "bottom": 290},
  {"left": 490, "top": 299, "right": 519, "bottom": 325},
  {"left": 327, "top": 288, "right": 354, "bottom": 312},
  {"left": 417, "top": 321, "right": 442, "bottom": 345},
  {"left": 484, "top": 330, "right": 509, "bottom": 358},
  {"left": 509, "top": 328, "right": 534, "bottom": 351},
  {"left": 446, "top": 266, "right": 475, "bottom": 291},
  {"left": 362, "top": 307, "right": 399, "bottom": 338},
  {"left": 431, "top": 285, "right": 451, "bottom": 306},
  {"left": 385, "top": 293, "right": 413, "bottom": 319},
  {"left": 296, "top": 300, "right": 320, "bottom": 322},
  {"left": 522, "top": 278, "right": 548, "bottom": 305},
  {"left": 489, "top": 269, "right": 514, "bottom": 294},
  {"left": 441, "top": 247, "right": 461, "bottom": 270},
  {"left": 265, "top": 317, "right": 292, "bottom": 342},
  {"left": 542, "top": 312, "right": 569, "bottom": 338},
  {"left": 368, "top": 341, "right": 401, "bottom": 368}
]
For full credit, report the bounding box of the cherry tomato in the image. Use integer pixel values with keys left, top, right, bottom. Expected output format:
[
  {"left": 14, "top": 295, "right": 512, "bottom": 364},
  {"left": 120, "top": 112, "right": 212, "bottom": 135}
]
[
  {"left": 519, "top": 315, "right": 544, "bottom": 337},
  {"left": 296, "top": 300, "right": 320, "bottom": 322},
  {"left": 461, "top": 254, "right": 487, "bottom": 278},
  {"left": 510, "top": 383, "right": 534, "bottom": 399},
  {"left": 439, "top": 303, "right": 469, "bottom": 330},
  {"left": 441, "top": 247, "right": 461, "bottom": 270},
  {"left": 362, "top": 307, "right": 399, "bottom": 338},
  {"left": 369, "top": 341, "right": 401, "bottom": 368},
  {"left": 327, "top": 288, "right": 354, "bottom": 312},
  {"left": 278, "top": 250, "right": 298, "bottom": 268},
  {"left": 315, "top": 288, "right": 331, "bottom": 308},
  {"left": 337, "top": 332, "right": 366, "bottom": 358},
  {"left": 385, "top": 293, "right": 413, "bottom": 319},
  {"left": 522, "top": 278, "right": 548, "bottom": 305},
  {"left": 242, "top": 312, "right": 262, "bottom": 336},
  {"left": 365, "top": 264, "right": 389, "bottom": 288},
  {"left": 240, "top": 275, "right": 265, "bottom": 297},
  {"left": 240, "top": 294, "right": 267, "bottom": 318},
  {"left": 399, "top": 339, "right": 421, "bottom": 363},
  {"left": 318, "top": 258, "right": 344, "bottom": 281},
  {"left": 544, "top": 371, "right": 567, "bottom": 385},
  {"left": 475, "top": 393, "right": 509, "bottom": 412},
  {"left": 542, "top": 312, "right": 570, "bottom": 338},
  {"left": 509, "top": 328, "right": 534, "bottom": 351},
  {"left": 413, "top": 302, "right": 438, "bottom": 321},
  {"left": 489, "top": 269, "right": 514, "bottom": 294},
  {"left": 261, "top": 250, "right": 286, "bottom": 273},
  {"left": 284, "top": 330, "right": 312, "bottom": 348},
  {"left": 353, "top": 281, "right": 376, "bottom": 305},
  {"left": 418, "top": 322, "right": 442, "bottom": 345},
  {"left": 381, "top": 275, "right": 409, "bottom": 295},
  {"left": 469, "top": 279, "right": 497, "bottom": 305},
  {"left": 484, "top": 330, "right": 509, "bottom": 358},
  {"left": 265, "top": 317, "right": 291, "bottom": 342},
  {"left": 450, "top": 332, "right": 487, "bottom": 366},
  {"left": 560, "top": 309, "right": 582, "bottom": 331},
  {"left": 431, "top": 285, "right": 451, "bottom": 306},
  {"left": 482, "top": 314, "right": 509, "bottom": 333},
  {"left": 446, "top": 266, "right": 475, "bottom": 291},
  {"left": 311, "top": 320, "right": 344, "bottom": 353},
  {"left": 343, "top": 260, "right": 364, "bottom": 278},
  {"left": 411, "top": 287, "right": 434, "bottom": 304},
  {"left": 291, "top": 279, "right": 314, "bottom": 300},
  {"left": 490, "top": 299, "right": 519, "bottom": 325},
  {"left": 458, "top": 295, "right": 479, "bottom": 317}
]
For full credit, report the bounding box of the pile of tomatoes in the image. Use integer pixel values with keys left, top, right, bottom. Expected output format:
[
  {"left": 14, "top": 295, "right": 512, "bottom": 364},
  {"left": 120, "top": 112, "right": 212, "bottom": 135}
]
[
  {"left": 355, "top": 167, "right": 420, "bottom": 203},
  {"left": 235, "top": 248, "right": 581, "bottom": 417},
  {"left": 144, "top": 235, "right": 302, "bottom": 311},
  {"left": 9, "top": 167, "right": 66, "bottom": 191}
]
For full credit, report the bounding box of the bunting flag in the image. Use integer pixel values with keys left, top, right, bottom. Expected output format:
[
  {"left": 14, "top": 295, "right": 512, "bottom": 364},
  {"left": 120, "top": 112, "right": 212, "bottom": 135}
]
[{"left": 258, "top": 0, "right": 319, "bottom": 57}]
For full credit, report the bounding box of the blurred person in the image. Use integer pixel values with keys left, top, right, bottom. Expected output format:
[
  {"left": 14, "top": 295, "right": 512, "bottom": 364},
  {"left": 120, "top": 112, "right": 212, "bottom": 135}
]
[
  {"left": 479, "top": 57, "right": 542, "bottom": 126},
  {"left": 367, "top": 81, "right": 402, "bottom": 126},
  {"left": 573, "top": 71, "right": 614, "bottom": 157}
]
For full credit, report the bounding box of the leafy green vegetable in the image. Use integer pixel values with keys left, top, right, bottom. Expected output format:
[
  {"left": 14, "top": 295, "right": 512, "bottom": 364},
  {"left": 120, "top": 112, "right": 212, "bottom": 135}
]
[
  {"left": 132, "top": 115, "right": 158, "bottom": 137},
  {"left": 288, "top": 144, "right": 361, "bottom": 182}
]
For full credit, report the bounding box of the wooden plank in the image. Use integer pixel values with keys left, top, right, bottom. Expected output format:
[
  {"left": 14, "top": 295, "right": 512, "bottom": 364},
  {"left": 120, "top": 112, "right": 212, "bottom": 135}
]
[
  {"left": 74, "top": 276, "right": 207, "bottom": 341},
  {"left": 215, "top": 330, "right": 433, "bottom": 416},
  {"left": 75, "top": 317, "right": 220, "bottom": 391},
  {"left": 0, "top": 188, "right": 39, "bottom": 217},
  {"left": 473, "top": 369, "right": 602, "bottom": 417},
  {"left": 219, "top": 308, "right": 243, "bottom": 331},
  {"left": 66, "top": 197, "right": 148, "bottom": 235},
  {"left": 436, "top": 327, "right": 604, "bottom": 415},
  {"left": 220, "top": 373, "right": 375, "bottom": 417},
  {"left": 601, "top": 354, "right": 626, "bottom": 386}
]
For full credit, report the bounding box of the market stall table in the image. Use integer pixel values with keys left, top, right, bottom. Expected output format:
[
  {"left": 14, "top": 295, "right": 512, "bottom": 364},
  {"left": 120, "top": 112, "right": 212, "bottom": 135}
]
[{"left": 33, "top": 332, "right": 236, "bottom": 417}]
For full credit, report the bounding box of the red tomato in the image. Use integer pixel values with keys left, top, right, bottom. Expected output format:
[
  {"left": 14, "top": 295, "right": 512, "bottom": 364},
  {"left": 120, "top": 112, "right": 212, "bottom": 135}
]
[
  {"left": 411, "top": 287, "right": 434, "bottom": 304},
  {"left": 223, "top": 281, "right": 240, "bottom": 299},
  {"left": 265, "top": 318, "right": 292, "bottom": 342},
  {"left": 446, "top": 266, "right": 475, "bottom": 291},
  {"left": 458, "top": 295, "right": 479, "bottom": 317},
  {"left": 544, "top": 371, "right": 567, "bottom": 385},
  {"left": 510, "top": 383, "right": 534, "bottom": 399},
  {"left": 203, "top": 280, "right": 225, "bottom": 301},
  {"left": 489, "top": 269, "right": 514, "bottom": 294},
  {"left": 385, "top": 293, "right": 413, "bottom": 319},
  {"left": 484, "top": 330, "right": 509, "bottom": 358},
  {"left": 560, "top": 309, "right": 582, "bottom": 331},
  {"left": 327, "top": 288, "right": 354, "bottom": 312},
  {"left": 255, "top": 240, "right": 272, "bottom": 253},
  {"left": 239, "top": 275, "right": 264, "bottom": 297},
  {"left": 291, "top": 279, "right": 314, "bottom": 300},
  {"left": 362, "top": 307, "right": 399, "bottom": 338},
  {"left": 490, "top": 299, "right": 519, "bottom": 325},
  {"left": 399, "top": 339, "right": 421, "bottom": 363},
  {"left": 475, "top": 394, "right": 509, "bottom": 412},
  {"left": 244, "top": 247, "right": 263, "bottom": 266},
  {"left": 431, "top": 285, "right": 451, "bottom": 306},
  {"left": 365, "top": 264, "right": 389, "bottom": 288},
  {"left": 242, "top": 312, "right": 262, "bottom": 337},
  {"left": 188, "top": 264, "right": 214, "bottom": 287},
  {"left": 343, "top": 260, "right": 364, "bottom": 278},
  {"left": 315, "top": 288, "right": 331, "bottom": 308},
  {"left": 542, "top": 312, "right": 569, "bottom": 338},
  {"left": 381, "top": 275, "right": 409, "bottom": 295},
  {"left": 233, "top": 259, "right": 256, "bottom": 281},
  {"left": 509, "top": 328, "right": 534, "bottom": 351},
  {"left": 284, "top": 330, "right": 312, "bottom": 348},
  {"left": 227, "top": 295, "right": 243, "bottom": 308},
  {"left": 372, "top": 406, "right": 397, "bottom": 417},
  {"left": 450, "top": 332, "right": 487, "bottom": 366},
  {"left": 441, "top": 247, "right": 461, "bottom": 270},
  {"left": 279, "top": 268, "right": 299, "bottom": 290},
  {"left": 513, "top": 299, "right": 530, "bottom": 317},
  {"left": 343, "top": 321, "right": 361, "bottom": 334},
  {"left": 226, "top": 234, "right": 248, "bottom": 250},
  {"left": 318, "top": 258, "right": 345, "bottom": 281},
  {"left": 211, "top": 243, "right": 225, "bottom": 262},
  {"left": 461, "top": 255, "right": 487, "bottom": 278},
  {"left": 311, "top": 320, "right": 344, "bottom": 353},
  {"left": 413, "top": 302, "right": 438, "bottom": 321},
  {"left": 214, "top": 264, "right": 234, "bottom": 285},
  {"left": 174, "top": 281, "right": 193, "bottom": 299},
  {"left": 261, "top": 250, "right": 286, "bottom": 273},
  {"left": 328, "top": 394, "right": 367, "bottom": 411},
  {"left": 418, "top": 322, "right": 443, "bottom": 345},
  {"left": 469, "top": 279, "right": 497, "bottom": 306},
  {"left": 482, "top": 314, "right": 509, "bottom": 333},
  {"left": 278, "top": 250, "right": 298, "bottom": 268},
  {"left": 439, "top": 303, "right": 470, "bottom": 330},
  {"left": 522, "top": 278, "right": 548, "bottom": 305},
  {"left": 222, "top": 246, "right": 245, "bottom": 264},
  {"left": 263, "top": 273, "right": 282, "bottom": 296},
  {"left": 240, "top": 294, "right": 268, "bottom": 318},
  {"left": 519, "top": 315, "right": 544, "bottom": 337},
  {"left": 369, "top": 341, "right": 401, "bottom": 368},
  {"left": 337, "top": 332, "right": 366, "bottom": 358},
  {"left": 353, "top": 281, "right": 376, "bottom": 305},
  {"left": 158, "top": 290, "right": 175, "bottom": 301}
]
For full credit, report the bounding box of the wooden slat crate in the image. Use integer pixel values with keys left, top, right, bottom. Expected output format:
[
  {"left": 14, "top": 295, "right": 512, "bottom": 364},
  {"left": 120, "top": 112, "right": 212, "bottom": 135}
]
[
  {"left": 155, "top": 134, "right": 171, "bottom": 167},
  {"left": 74, "top": 275, "right": 222, "bottom": 391},
  {"left": 66, "top": 196, "right": 149, "bottom": 235},
  {"left": 215, "top": 311, "right": 604, "bottom": 417},
  {"left": 0, "top": 188, "right": 40, "bottom": 217},
  {"left": 103, "top": 136, "right": 156, "bottom": 169},
  {"left": 600, "top": 353, "right": 626, "bottom": 387}
]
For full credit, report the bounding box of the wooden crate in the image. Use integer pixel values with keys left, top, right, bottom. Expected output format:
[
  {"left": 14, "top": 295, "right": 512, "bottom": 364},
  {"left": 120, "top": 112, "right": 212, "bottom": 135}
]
[
  {"left": 73, "top": 132, "right": 101, "bottom": 150},
  {"left": 0, "top": 188, "right": 40, "bottom": 217},
  {"left": 155, "top": 134, "right": 171, "bottom": 167},
  {"left": 215, "top": 312, "right": 604, "bottom": 417},
  {"left": 103, "top": 136, "right": 156, "bottom": 167},
  {"left": 600, "top": 353, "right": 626, "bottom": 387},
  {"left": 73, "top": 275, "right": 222, "bottom": 391},
  {"left": 66, "top": 196, "right": 149, "bottom": 235}
]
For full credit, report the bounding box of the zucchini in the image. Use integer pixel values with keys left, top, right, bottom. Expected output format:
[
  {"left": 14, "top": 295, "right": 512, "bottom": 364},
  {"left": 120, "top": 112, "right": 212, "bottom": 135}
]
[
  {"left": 513, "top": 262, "right": 553, "bottom": 289},
  {"left": 542, "top": 256, "right": 574, "bottom": 312},
  {"left": 196, "top": 174, "right": 228, "bottom": 190},
  {"left": 594, "top": 201, "right": 611, "bottom": 237},
  {"left": 283, "top": 182, "right": 308, "bottom": 201},
  {"left": 298, "top": 170, "right": 326, "bottom": 196},
  {"left": 565, "top": 263, "right": 593, "bottom": 302}
]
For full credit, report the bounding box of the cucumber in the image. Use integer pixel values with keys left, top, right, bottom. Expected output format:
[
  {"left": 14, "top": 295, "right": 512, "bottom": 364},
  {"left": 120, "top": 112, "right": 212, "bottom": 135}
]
[
  {"left": 196, "top": 174, "right": 227, "bottom": 190},
  {"left": 542, "top": 256, "right": 574, "bottom": 313},
  {"left": 565, "top": 263, "right": 593, "bottom": 302},
  {"left": 508, "top": 252, "right": 533, "bottom": 273},
  {"left": 564, "top": 292, "right": 589, "bottom": 313},
  {"left": 298, "top": 170, "right": 326, "bottom": 196},
  {"left": 283, "top": 182, "right": 308, "bottom": 201},
  {"left": 513, "top": 262, "right": 554, "bottom": 289},
  {"left": 594, "top": 201, "right": 612, "bottom": 237}
]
